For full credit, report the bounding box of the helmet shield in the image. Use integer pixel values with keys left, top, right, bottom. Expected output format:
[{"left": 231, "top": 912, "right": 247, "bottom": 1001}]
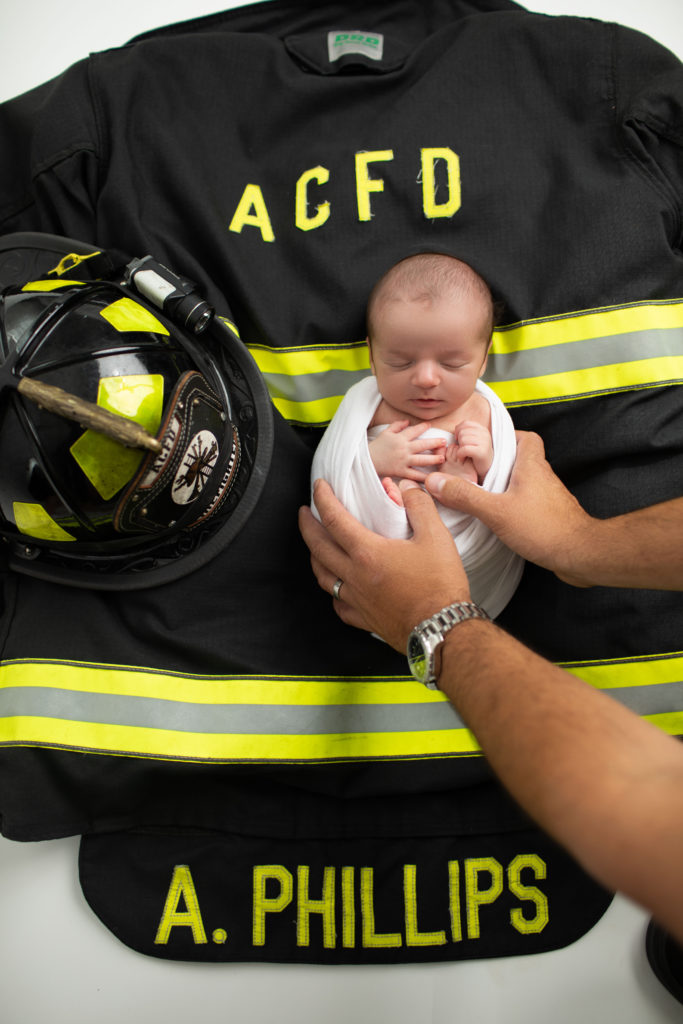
[{"left": 0, "top": 233, "right": 273, "bottom": 589}]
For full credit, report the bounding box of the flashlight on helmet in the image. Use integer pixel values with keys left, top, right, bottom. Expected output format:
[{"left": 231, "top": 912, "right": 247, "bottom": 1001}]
[{"left": 123, "top": 255, "right": 214, "bottom": 334}]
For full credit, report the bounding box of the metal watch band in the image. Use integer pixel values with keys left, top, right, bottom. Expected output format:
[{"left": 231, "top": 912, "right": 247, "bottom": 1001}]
[
  {"left": 419, "top": 601, "right": 490, "bottom": 636},
  {"left": 408, "top": 601, "right": 491, "bottom": 689}
]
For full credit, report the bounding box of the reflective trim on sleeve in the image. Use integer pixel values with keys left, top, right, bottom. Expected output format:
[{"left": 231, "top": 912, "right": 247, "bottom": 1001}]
[
  {"left": 247, "top": 342, "right": 370, "bottom": 425},
  {"left": 247, "top": 299, "right": 683, "bottom": 424},
  {"left": 562, "top": 650, "right": 683, "bottom": 734},
  {"left": 0, "top": 652, "right": 681, "bottom": 764}
]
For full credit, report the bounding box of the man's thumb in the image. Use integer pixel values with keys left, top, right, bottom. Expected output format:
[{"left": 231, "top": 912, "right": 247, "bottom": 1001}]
[{"left": 425, "top": 472, "right": 488, "bottom": 516}]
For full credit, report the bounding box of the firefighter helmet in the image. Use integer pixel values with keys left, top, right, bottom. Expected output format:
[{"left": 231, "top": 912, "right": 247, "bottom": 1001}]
[{"left": 0, "top": 233, "right": 273, "bottom": 589}]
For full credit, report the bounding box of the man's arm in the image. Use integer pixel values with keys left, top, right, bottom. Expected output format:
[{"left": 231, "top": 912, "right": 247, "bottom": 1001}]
[
  {"left": 425, "top": 430, "right": 683, "bottom": 589},
  {"left": 299, "top": 481, "right": 683, "bottom": 944}
]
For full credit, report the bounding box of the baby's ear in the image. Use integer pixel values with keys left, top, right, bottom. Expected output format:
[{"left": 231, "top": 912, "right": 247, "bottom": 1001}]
[
  {"left": 367, "top": 337, "right": 376, "bottom": 373},
  {"left": 479, "top": 339, "right": 492, "bottom": 376}
]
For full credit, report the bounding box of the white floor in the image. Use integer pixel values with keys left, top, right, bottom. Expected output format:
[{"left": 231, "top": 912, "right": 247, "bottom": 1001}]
[
  {"left": 0, "top": 833, "right": 681, "bottom": 1024},
  {"left": 1, "top": 2, "right": 682, "bottom": 1021}
]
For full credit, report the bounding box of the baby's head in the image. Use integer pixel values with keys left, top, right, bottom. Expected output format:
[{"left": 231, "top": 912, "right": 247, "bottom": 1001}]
[
  {"left": 367, "top": 252, "right": 495, "bottom": 346},
  {"left": 366, "top": 254, "right": 495, "bottom": 420}
]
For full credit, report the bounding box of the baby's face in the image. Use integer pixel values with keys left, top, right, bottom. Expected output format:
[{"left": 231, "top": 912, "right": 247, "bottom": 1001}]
[{"left": 368, "top": 293, "right": 491, "bottom": 422}]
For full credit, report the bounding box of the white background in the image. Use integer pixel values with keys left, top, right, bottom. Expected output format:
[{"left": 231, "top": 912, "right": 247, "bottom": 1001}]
[
  {"left": 1, "top": 0, "right": 683, "bottom": 101},
  {"left": 1, "top": 2, "right": 683, "bottom": 1022}
]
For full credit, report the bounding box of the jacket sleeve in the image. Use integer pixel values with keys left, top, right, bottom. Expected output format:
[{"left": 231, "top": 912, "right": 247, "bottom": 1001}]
[
  {"left": 614, "top": 24, "right": 683, "bottom": 250},
  {"left": 0, "top": 60, "right": 101, "bottom": 241}
]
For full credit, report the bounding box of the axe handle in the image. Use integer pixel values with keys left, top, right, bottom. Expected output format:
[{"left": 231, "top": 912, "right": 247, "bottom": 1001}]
[{"left": 17, "top": 377, "right": 162, "bottom": 453}]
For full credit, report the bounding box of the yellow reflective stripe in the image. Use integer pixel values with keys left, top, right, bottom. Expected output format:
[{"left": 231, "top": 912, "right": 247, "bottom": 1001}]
[
  {"left": 644, "top": 713, "right": 683, "bottom": 735},
  {"left": 491, "top": 300, "right": 683, "bottom": 354},
  {"left": 0, "top": 659, "right": 473, "bottom": 762},
  {"left": 0, "top": 718, "right": 479, "bottom": 762},
  {"left": 247, "top": 342, "right": 369, "bottom": 377},
  {"left": 562, "top": 651, "right": 683, "bottom": 689},
  {"left": 271, "top": 394, "right": 347, "bottom": 423},
  {"left": 247, "top": 342, "right": 370, "bottom": 424},
  {"left": 247, "top": 299, "right": 683, "bottom": 422},
  {"left": 488, "top": 355, "right": 683, "bottom": 406},
  {"left": 0, "top": 660, "right": 441, "bottom": 705},
  {"left": 1, "top": 652, "right": 679, "bottom": 764}
]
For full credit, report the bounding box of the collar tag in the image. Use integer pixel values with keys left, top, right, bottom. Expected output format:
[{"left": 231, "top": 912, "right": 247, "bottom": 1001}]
[{"left": 327, "top": 30, "right": 384, "bottom": 63}]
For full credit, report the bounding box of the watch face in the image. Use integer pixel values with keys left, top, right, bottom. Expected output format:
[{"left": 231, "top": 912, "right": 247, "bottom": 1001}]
[{"left": 407, "top": 633, "right": 429, "bottom": 684}]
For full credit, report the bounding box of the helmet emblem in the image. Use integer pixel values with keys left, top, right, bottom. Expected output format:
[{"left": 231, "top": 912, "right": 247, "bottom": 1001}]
[{"left": 173, "top": 430, "right": 220, "bottom": 505}]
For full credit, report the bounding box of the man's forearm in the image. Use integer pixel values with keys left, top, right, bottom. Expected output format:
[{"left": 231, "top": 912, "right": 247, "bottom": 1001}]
[
  {"left": 561, "top": 497, "right": 683, "bottom": 589},
  {"left": 438, "top": 619, "right": 683, "bottom": 943}
]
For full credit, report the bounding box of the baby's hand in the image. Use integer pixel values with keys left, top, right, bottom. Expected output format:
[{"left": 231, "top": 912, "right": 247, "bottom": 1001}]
[
  {"left": 369, "top": 420, "right": 446, "bottom": 480},
  {"left": 452, "top": 420, "right": 494, "bottom": 480}
]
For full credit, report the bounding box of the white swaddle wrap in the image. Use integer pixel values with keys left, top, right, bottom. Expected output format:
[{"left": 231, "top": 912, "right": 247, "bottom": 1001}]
[{"left": 311, "top": 375, "right": 523, "bottom": 619}]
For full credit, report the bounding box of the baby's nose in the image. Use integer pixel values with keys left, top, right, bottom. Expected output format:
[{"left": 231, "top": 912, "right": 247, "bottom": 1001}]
[{"left": 413, "top": 360, "right": 440, "bottom": 386}]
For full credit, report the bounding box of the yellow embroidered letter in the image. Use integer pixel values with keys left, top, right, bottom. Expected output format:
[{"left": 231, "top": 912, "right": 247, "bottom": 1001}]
[
  {"left": 229, "top": 184, "right": 275, "bottom": 242},
  {"left": 508, "top": 854, "right": 549, "bottom": 934},
  {"left": 341, "top": 866, "right": 356, "bottom": 948},
  {"left": 360, "top": 866, "right": 402, "bottom": 948},
  {"left": 465, "top": 857, "right": 504, "bottom": 939},
  {"left": 295, "top": 166, "right": 331, "bottom": 231},
  {"left": 297, "top": 865, "right": 336, "bottom": 948},
  {"left": 355, "top": 150, "right": 394, "bottom": 221},
  {"left": 420, "top": 147, "right": 461, "bottom": 219},
  {"left": 154, "top": 864, "right": 207, "bottom": 945},
  {"left": 448, "top": 860, "right": 463, "bottom": 942},
  {"left": 404, "top": 864, "right": 447, "bottom": 947},
  {"left": 253, "top": 865, "right": 293, "bottom": 945}
]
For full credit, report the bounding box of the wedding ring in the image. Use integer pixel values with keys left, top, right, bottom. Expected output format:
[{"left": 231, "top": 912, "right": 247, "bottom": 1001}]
[{"left": 332, "top": 578, "right": 344, "bottom": 600}]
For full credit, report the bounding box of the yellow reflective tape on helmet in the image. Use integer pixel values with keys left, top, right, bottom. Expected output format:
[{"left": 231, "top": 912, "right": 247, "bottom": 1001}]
[
  {"left": 12, "top": 503, "right": 76, "bottom": 542},
  {"left": 217, "top": 314, "right": 241, "bottom": 338},
  {"left": 70, "top": 374, "right": 164, "bottom": 500},
  {"left": 21, "top": 280, "right": 85, "bottom": 292},
  {"left": 99, "top": 297, "right": 170, "bottom": 335},
  {"left": 492, "top": 299, "right": 683, "bottom": 354}
]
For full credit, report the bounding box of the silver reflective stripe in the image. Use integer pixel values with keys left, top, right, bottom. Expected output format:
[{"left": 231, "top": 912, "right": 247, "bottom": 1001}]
[
  {"left": 263, "top": 368, "right": 368, "bottom": 404},
  {"left": 0, "top": 687, "right": 466, "bottom": 734},
  {"left": 485, "top": 327, "right": 683, "bottom": 383},
  {"left": 247, "top": 299, "right": 683, "bottom": 422}
]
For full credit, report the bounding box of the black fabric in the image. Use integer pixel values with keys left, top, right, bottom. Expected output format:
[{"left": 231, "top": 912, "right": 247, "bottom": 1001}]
[
  {"left": 79, "top": 825, "right": 612, "bottom": 964},
  {"left": 0, "top": 0, "right": 682, "bottom": 963},
  {"left": 646, "top": 920, "right": 683, "bottom": 1005}
]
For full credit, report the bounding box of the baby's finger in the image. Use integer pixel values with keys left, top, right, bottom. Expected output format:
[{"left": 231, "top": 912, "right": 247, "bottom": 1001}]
[
  {"left": 408, "top": 450, "right": 447, "bottom": 467},
  {"left": 409, "top": 435, "right": 446, "bottom": 453}
]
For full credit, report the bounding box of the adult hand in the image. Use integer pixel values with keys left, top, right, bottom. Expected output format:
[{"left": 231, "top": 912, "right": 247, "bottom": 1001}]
[
  {"left": 299, "top": 479, "right": 470, "bottom": 651},
  {"left": 425, "top": 430, "right": 593, "bottom": 584}
]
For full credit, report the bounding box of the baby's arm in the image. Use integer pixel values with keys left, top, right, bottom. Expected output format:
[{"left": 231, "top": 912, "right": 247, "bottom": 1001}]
[
  {"left": 368, "top": 420, "right": 446, "bottom": 480},
  {"left": 450, "top": 420, "right": 494, "bottom": 482}
]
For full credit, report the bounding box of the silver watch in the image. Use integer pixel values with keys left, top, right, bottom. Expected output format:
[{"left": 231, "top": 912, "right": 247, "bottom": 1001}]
[{"left": 407, "top": 601, "right": 490, "bottom": 688}]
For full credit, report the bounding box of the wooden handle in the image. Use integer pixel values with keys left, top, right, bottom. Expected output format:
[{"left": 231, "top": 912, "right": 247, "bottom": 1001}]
[{"left": 18, "top": 377, "right": 162, "bottom": 453}]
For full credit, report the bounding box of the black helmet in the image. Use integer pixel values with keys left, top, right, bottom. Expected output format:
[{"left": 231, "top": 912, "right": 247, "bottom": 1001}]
[{"left": 0, "top": 233, "right": 273, "bottom": 589}]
